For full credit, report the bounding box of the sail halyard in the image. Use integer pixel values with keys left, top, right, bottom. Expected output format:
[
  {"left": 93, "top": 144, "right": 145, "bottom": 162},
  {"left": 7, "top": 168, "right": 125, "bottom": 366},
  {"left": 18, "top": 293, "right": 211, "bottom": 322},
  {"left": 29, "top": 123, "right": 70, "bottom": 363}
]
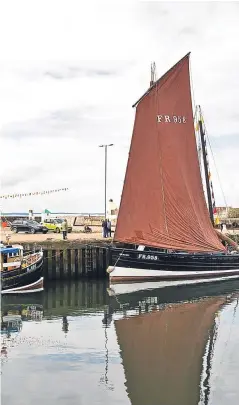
[
  {"left": 195, "top": 107, "right": 204, "bottom": 185},
  {"left": 114, "top": 53, "right": 225, "bottom": 252}
]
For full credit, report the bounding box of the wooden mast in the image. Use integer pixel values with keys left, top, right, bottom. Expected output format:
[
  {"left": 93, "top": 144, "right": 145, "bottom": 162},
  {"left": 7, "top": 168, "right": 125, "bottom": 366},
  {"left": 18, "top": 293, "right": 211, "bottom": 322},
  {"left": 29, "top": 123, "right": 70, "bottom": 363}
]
[
  {"left": 150, "top": 62, "right": 156, "bottom": 87},
  {"left": 198, "top": 106, "right": 215, "bottom": 226}
]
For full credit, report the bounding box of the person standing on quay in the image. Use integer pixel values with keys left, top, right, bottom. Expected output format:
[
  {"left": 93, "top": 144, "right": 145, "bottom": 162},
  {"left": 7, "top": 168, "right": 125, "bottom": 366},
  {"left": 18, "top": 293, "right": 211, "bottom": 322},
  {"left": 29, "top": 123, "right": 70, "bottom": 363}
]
[
  {"left": 62, "top": 219, "right": 68, "bottom": 240},
  {"left": 101, "top": 220, "right": 105, "bottom": 237},
  {"left": 102, "top": 219, "right": 108, "bottom": 238},
  {"left": 107, "top": 219, "right": 112, "bottom": 237}
]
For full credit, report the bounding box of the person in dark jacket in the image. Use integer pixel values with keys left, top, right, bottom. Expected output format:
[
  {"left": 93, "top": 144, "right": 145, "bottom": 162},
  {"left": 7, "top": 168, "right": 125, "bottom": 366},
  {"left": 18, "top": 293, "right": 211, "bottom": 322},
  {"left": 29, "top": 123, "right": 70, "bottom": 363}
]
[
  {"left": 102, "top": 219, "right": 109, "bottom": 238},
  {"left": 106, "top": 219, "right": 112, "bottom": 237}
]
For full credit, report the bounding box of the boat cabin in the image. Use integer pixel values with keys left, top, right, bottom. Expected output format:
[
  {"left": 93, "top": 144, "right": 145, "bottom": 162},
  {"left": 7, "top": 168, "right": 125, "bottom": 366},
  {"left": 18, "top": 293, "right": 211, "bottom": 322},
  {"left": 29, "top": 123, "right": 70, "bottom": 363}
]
[{"left": 0, "top": 245, "right": 23, "bottom": 272}]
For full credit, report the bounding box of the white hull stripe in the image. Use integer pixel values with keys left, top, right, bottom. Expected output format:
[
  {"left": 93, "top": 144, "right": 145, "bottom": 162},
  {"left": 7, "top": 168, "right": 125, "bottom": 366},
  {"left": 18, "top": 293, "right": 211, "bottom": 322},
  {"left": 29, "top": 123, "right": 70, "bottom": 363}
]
[
  {"left": 1, "top": 287, "right": 44, "bottom": 295},
  {"left": 108, "top": 266, "right": 239, "bottom": 279},
  {"left": 3, "top": 261, "right": 21, "bottom": 268},
  {"left": 1, "top": 277, "right": 44, "bottom": 295}
]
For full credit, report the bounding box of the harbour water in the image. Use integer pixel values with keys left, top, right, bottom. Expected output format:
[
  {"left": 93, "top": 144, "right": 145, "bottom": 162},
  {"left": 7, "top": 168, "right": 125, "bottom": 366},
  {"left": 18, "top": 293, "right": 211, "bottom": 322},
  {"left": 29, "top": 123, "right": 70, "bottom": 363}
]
[{"left": 1, "top": 279, "right": 239, "bottom": 405}]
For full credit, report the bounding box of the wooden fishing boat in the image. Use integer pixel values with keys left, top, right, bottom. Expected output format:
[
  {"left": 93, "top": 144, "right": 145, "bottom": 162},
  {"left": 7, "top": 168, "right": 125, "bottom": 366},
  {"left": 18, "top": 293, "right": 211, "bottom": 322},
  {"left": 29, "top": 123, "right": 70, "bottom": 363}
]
[
  {"left": 0, "top": 243, "right": 44, "bottom": 294},
  {"left": 107, "top": 52, "right": 239, "bottom": 283}
]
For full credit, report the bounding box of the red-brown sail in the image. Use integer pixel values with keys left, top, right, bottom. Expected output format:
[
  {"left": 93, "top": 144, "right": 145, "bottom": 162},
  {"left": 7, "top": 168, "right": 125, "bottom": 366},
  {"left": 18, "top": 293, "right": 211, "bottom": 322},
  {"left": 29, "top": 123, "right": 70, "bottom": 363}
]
[{"left": 114, "top": 53, "right": 224, "bottom": 252}]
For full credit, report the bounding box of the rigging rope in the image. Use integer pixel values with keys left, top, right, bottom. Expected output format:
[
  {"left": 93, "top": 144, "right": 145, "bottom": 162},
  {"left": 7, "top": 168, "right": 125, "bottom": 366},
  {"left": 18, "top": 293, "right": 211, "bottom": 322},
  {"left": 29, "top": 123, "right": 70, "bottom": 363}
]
[
  {"left": 200, "top": 106, "right": 228, "bottom": 209},
  {"left": 194, "top": 106, "right": 205, "bottom": 195},
  {"left": 189, "top": 56, "right": 197, "bottom": 122}
]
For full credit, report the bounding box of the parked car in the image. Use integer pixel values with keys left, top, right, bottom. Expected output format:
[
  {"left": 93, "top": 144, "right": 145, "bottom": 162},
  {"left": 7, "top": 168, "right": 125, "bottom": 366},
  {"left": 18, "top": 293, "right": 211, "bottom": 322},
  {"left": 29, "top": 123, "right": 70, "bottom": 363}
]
[
  {"left": 10, "top": 220, "right": 48, "bottom": 234},
  {"left": 41, "top": 218, "right": 72, "bottom": 233}
]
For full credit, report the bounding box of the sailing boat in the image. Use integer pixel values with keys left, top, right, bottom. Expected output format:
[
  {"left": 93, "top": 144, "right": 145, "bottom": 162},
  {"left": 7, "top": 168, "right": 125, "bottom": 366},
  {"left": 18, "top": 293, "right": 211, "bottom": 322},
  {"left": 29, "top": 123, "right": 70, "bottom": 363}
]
[{"left": 107, "top": 52, "right": 239, "bottom": 282}]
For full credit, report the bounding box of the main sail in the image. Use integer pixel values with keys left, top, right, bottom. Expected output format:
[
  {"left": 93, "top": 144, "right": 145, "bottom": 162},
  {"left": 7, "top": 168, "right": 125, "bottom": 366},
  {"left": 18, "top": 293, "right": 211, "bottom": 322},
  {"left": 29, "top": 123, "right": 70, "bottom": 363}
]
[{"left": 114, "top": 53, "right": 224, "bottom": 252}]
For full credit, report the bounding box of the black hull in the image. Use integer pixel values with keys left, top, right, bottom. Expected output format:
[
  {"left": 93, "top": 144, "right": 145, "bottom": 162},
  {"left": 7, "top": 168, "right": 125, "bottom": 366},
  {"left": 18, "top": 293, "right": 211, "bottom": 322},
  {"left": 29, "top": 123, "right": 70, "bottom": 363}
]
[
  {"left": 1, "top": 257, "right": 43, "bottom": 292},
  {"left": 108, "top": 247, "right": 239, "bottom": 280}
]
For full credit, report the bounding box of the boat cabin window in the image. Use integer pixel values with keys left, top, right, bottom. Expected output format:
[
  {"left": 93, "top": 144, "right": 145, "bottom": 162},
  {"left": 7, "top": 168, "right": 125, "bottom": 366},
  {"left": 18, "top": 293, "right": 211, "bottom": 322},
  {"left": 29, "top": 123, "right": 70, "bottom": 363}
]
[{"left": 8, "top": 252, "right": 19, "bottom": 257}]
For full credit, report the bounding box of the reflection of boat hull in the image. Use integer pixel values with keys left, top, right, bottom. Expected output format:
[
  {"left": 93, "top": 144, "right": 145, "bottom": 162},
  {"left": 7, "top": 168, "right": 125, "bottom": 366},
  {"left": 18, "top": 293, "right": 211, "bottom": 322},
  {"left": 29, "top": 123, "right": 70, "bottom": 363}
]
[
  {"left": 1, "top": 292, "right": 44, "bottom": 308},
  {"left": 1, "top": 301, "right": 43, "bottom": 337},
  {"left": 107, "top": 278, "right": 239, "bottom": 313},
  {"left": 108, "top": 248, "right": 239, "bottom": 282},
  {"left": 1, "top": 292, "right": 44, "bottom": 332},
  {"left": 1, "top": 303, "right": 43, "bottom": 315},
  {"left": 109, "top": 274, "right": 239, "bottom": 296},
  {"left": 1, "top": 315, "right": 22, "bottom": 334},
  {"left": 1, "top": 255, "right": 44, "bottom": 294}
]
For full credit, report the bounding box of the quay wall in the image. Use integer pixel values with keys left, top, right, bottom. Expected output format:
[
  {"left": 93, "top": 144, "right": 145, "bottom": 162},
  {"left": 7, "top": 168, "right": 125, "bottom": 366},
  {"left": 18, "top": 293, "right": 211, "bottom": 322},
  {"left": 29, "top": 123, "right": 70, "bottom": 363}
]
[
  {"left": 42, "top": 246, "right": 110, "bottom": 281},
  {"left": 23, "top": 240, "right": 112, "bottom": 281}
]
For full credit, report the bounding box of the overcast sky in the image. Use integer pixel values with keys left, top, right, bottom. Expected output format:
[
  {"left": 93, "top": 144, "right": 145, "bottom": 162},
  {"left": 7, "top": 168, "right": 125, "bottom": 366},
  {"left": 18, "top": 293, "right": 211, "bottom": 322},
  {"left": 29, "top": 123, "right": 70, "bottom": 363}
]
[{"left": 1, "top": 0, "right": 239, "bottom": 214}]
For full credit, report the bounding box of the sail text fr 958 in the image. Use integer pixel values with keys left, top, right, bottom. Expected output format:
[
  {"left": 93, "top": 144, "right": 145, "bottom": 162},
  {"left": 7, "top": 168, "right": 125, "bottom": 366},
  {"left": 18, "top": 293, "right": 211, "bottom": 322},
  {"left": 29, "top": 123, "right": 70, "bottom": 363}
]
[{"left": 156, "top": 115, "right": 187, "bottom": 123}]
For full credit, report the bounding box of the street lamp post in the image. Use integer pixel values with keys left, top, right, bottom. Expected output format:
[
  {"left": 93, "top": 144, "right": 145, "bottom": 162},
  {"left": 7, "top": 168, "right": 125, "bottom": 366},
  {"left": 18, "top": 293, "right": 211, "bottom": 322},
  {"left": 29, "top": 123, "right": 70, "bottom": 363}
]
[{"left": 99, "top": 144, "right": 114, "bottom": 219}]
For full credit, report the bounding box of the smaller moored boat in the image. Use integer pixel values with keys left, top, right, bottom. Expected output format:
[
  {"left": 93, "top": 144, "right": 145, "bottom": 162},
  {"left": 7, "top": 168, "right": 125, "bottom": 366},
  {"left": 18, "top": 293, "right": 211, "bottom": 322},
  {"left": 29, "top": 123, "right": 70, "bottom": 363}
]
[{"left": 0, "top": 242, "right": 44, "bottom": 294}]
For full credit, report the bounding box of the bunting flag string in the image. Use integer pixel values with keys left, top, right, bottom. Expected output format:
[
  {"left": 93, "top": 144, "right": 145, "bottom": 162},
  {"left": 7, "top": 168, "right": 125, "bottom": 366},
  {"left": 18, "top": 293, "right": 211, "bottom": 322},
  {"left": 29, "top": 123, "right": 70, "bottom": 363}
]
[{"left": 0, "top": 188, "right": 69, "bottom": 200}]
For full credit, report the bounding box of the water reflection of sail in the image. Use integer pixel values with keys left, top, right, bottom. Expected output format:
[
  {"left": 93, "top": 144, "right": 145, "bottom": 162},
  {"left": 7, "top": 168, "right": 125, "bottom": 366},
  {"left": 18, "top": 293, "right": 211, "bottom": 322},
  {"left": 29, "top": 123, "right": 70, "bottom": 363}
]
[{"left": 114, "top": 297, "right": 225, "bottom": 405}]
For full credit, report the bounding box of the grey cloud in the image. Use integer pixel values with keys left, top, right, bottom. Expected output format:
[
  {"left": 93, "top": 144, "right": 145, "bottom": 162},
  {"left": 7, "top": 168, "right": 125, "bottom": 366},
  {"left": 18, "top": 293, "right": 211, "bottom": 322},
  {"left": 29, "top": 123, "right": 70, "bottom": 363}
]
[
  {"left": 44, "top": 71, "right": 64, "bottom": 80},
  {"left": 44, "top": 66, "right": 117, "bottom": 80},
  {"left": 138, "top": 2, "right": 169, "bottom": 16},
  {"left": 230, "top": 113, "right": 239, "bottom": 122},
  {"left": 2, "top": 166, "right": 47, "bottom": 188},
  {"left": 11, "top": 60, "right": 136, "bottom": 83},
  {"left": 1, "top": 107, "right": 94, "bottom": 140},
  {"left": 210, "top": 134, "right": 239, "bottom": 149},
  {"left": 179, "top": 27, "right": 197, "bottom": 36},
  {"left": 1, "top": 107, "right": 131, "bottom": 146}
]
